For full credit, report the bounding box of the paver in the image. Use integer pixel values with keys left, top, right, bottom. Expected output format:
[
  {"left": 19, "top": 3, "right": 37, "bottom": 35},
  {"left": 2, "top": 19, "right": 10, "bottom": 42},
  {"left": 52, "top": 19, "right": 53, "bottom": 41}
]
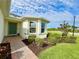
[{"left": 4, "top": 36, "right": 38, "bottom": 59}]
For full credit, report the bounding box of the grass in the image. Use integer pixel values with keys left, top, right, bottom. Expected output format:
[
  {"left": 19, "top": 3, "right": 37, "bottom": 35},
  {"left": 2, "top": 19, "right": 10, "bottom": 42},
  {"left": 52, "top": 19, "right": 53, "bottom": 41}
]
[
  {"left": 39, "top": 31, "right": 79, "bottom": 59},
  {"left": 48, "top": 31, "right": 62, "bottom": 34}
]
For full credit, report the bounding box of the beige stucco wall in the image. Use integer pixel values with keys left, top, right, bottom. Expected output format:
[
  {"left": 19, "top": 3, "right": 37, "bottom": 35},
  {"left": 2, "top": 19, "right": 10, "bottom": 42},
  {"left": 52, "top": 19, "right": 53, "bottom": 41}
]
[
  {"left": 4, "top": 18, "right": 48, "bottom": 38},
  {"left": 4, "top": 19, "right": 8, "bottom": 36},
  {"left": 0, "top": 10, "right": 4, "bottom": 43},
  {"left": 21, "top": 19, "right": 47, "bottom": 39},
  {"left": 17, "top": 22, "right": 22, "bottom": 34},
  {"left": 37, "top": 20, "right": 48, "bottom": 38},
  {"left": 20, "top": 19, "right": 29, "bottom": 39}
]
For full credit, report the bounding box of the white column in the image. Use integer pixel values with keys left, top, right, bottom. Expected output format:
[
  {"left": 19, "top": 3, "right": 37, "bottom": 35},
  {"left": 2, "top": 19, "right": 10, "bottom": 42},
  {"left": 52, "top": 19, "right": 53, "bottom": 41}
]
[
  {"left": 36, "top": 20, "right": 41, "bottom": 37},
  {"left": 0, "top": 10, "right": 4, "bottom": 43},
  {"left": 4, "top": 19, "right": 8, "bottom": 36},
  {"left": 45, "top": 23, "right": 48, "bottom": 34}
]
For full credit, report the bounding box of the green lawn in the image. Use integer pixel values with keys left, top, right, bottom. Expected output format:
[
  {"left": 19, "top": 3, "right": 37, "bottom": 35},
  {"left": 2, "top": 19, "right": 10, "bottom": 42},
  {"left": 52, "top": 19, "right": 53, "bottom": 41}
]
[{"left": 39, "top": 33, "right": 79, "bottom": 59}]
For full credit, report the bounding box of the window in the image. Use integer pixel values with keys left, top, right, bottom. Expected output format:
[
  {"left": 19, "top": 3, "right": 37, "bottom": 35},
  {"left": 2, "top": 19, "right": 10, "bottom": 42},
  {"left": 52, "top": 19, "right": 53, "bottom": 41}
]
[
  {"left": 30, "top": 21, "right": 36, "bottom": 33},
  {"left": 41, "top": 22, "right": 45, "bottom": 33}
]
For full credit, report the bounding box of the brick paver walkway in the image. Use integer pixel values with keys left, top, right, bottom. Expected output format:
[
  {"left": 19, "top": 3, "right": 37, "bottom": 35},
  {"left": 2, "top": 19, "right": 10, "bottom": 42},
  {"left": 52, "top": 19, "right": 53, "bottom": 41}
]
[{"left": 4, "top": 36, "right": 38, "bottom": 59}]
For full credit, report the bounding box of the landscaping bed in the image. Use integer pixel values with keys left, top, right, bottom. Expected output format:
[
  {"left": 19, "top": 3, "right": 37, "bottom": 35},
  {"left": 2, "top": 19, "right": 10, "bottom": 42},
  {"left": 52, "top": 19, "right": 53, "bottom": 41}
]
[
  {"left": 0, "top": 42, "right": 11, "bottom": 59},
  {"left": 22, "top": 39, "right": 55, "bottom": 55},
  {"left": 22, "top": 32, "right": 77, "bottom": 56},
  {"left": 22, "top": 34, "right": 56, "bottom": 55}
]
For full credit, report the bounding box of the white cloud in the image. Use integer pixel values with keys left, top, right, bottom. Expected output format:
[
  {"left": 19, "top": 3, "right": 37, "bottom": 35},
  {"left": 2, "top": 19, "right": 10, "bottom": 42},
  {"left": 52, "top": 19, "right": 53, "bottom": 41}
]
[
  {"left": 60, "top": 0, "right": 74, "bottom": 7},
  {"left": 10, "top": 0, "right": 79, "bottom": 27}
]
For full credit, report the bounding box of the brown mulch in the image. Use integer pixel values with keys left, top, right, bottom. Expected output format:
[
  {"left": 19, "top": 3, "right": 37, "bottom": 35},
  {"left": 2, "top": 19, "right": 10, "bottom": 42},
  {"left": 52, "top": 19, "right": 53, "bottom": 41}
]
[
  {"left": 22, "top": 39, "right": 55, "bottom": 55},
  {"left": 0, "top": 42, "right": 11, "bottom": 59},
  {"left": 28, "top": 42, "right": 52, "bottom": 55}
]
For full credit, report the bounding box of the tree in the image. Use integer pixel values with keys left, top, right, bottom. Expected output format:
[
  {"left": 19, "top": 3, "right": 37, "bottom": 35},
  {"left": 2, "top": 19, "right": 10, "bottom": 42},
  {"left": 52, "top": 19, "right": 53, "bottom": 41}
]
[{"left": 60, "top": 21, "right": 70, "bottom": 41}]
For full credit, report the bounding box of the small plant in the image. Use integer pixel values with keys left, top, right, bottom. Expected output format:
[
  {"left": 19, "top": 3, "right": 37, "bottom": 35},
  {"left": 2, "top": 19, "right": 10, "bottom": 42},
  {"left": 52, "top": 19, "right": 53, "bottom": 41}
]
[
  {"left": 35, "top": 38, "right": 44, "bottom": 46},
  {"left": 28, "top": 35, "right": 36, "bottom": 43}
]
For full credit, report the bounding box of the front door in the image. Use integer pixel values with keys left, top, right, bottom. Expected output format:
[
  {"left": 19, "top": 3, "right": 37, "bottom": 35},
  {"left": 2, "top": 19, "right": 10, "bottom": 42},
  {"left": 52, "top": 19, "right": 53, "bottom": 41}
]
[{"left": 8, "top": 22, "right": 17, "bottom": 35}]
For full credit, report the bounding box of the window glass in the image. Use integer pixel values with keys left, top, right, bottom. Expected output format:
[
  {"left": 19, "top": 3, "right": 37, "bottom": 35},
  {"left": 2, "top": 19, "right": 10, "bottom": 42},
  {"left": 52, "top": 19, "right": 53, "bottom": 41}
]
[
  {"left": 41, "top": 22, "right": 45, "bottom": 33},
  {"left": 30, "top": 22, "right": 36, "bottom": 33}
]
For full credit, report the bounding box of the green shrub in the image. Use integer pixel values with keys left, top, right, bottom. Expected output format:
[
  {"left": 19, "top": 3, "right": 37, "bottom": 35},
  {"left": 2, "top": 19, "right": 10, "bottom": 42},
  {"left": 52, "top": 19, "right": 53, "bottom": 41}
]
[
  {"left": 48, "top": 36, "right": 60, "bottom": 44},
  {"left": 35, "top": 38, "right": 44, "bottom": 46},
  {"left": 48, "top": 33, "right": 61, "bottom": 38},
  {"left": 28, "top": 35, "right": 36, "bottom": 43},
  {"left": 48, "top": 33, "right": 61, "bottom": 44},
  {"left": 47, "top": 28, "right": 59, "bottom": 31},
  {"left": 64, "top": 36, "right": 76, "bottom": 43}
]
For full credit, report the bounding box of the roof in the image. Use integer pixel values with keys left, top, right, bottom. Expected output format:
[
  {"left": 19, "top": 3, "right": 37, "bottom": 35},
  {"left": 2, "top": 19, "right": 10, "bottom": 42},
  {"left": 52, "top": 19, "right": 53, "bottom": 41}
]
[
  {"left": 5, "top": 16, "right": 50, "bottom": 23},
  {"left": 22, "top": 17, "right": 50, "bottom": 23}
]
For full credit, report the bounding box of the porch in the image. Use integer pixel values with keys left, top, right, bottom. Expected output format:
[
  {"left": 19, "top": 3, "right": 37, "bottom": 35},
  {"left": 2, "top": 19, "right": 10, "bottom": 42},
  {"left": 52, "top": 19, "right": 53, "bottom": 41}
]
[
  {"left": 4, "top": 17, "right": 48, "bottom": 39},
  {"left": 3, "top": 36, "right": 38, "bottom": 59}
]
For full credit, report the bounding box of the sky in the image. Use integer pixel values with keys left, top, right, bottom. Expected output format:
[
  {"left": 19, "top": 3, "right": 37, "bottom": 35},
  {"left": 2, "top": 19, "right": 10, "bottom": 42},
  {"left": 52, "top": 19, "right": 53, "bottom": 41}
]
[{"left": 10, "top": 0, "right": 79, "bottom": 28}]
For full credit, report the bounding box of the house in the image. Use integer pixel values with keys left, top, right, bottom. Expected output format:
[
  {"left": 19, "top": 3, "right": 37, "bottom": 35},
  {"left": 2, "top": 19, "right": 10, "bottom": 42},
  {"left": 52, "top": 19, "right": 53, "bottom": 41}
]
[{"left": 0, "top": 0, "right": 49, "bottom": 43}]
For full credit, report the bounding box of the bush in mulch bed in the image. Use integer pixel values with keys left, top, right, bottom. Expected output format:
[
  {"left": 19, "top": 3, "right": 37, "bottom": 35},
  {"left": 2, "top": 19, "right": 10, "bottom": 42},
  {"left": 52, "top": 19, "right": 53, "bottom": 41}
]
[
  {"left": 22, "top": 38, "right": 54, "bottom": 55},
  {"left": 22, "top": 33, "right": 77, "bottom": 56},
  {"left": 28, "top": 35, "right": 36, "bottom": 43},
  {"left": 28, "top": 42, "right": 52, "bottom": 55},
  {"left": 22, "top": 39, "right": 41, "bottom": 55},
  {"left": 35, "top": 38, "right": 44, "bottom": 47},
  {"left": 22, "top": 35, "right": 36, "bottom": 45}
]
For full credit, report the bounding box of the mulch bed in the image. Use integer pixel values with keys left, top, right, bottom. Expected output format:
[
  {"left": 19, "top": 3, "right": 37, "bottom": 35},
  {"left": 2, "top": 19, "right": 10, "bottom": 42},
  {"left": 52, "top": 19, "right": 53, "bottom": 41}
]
[
  {"left": 22, "top": 39, "right": 54, "bottom": 55},
  {"left": 0, "top": 42, "right": 11, "bottom": 59}
]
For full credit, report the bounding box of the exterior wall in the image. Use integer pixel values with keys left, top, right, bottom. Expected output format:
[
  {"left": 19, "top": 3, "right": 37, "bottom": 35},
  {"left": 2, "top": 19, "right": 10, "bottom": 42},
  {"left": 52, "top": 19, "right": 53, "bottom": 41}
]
[
  {"left": 37, "top": 20, "right": 48, "bottom": 38},
  {"left": 0, "top": 10, "right": 4, "bottom": 43},
  {"left": 17, "top": 22, "right": 21, "bottom": 34},
  {"left": 38, "top": 34, "right": 47, "bottom": 38},
  {"left": 4, "top": 19, "right": 8, "bottom": 36},
  {"left": 21, "top": 19, "right": 47, "bottom": 39},
  {"left": 4, "top": 20, "right": 21, "bottom": 36},
  {"left": 4, "top": 18, "right": 48, "bottom": 39},
  {"left": 20, "top": 20, "right": 29, "bottom": 39}
]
